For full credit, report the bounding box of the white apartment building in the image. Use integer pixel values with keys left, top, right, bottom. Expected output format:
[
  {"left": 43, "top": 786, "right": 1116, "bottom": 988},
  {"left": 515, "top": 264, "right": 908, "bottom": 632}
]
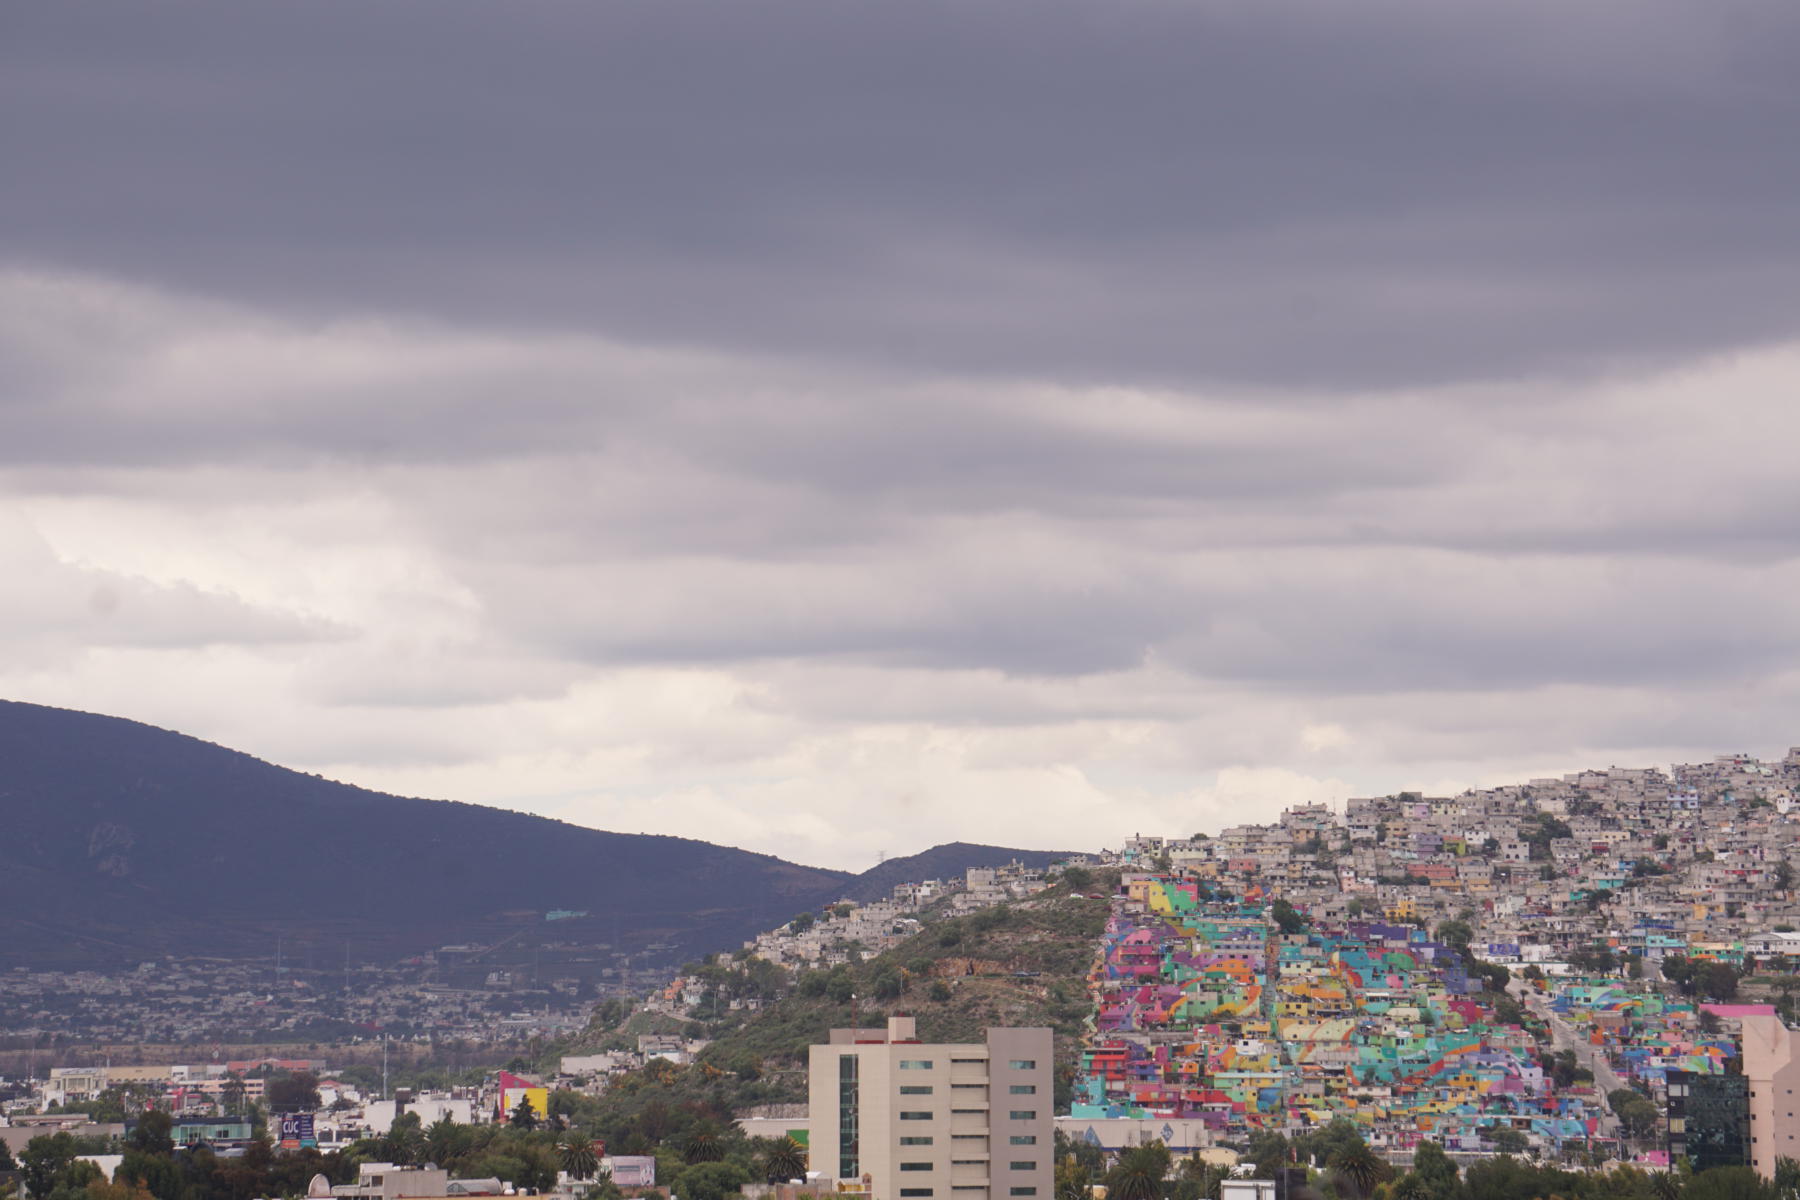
[{"left": 809, "top": 1016, "right": 1052, "bottom": 1200}]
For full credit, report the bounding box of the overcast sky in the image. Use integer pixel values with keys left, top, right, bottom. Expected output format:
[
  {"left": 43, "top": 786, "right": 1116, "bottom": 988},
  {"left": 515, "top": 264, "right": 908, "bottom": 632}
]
[{"left": 6, "top": 2, "right": 1800, "bottom": 870}]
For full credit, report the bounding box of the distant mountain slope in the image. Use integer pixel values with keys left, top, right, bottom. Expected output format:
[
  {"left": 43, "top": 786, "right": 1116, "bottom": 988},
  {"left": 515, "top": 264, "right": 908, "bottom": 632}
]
[
  {"left": 0, "top": 700, "right": 853, "bottom": 970},
  {"left": 0, "top": 701, "right": 1076, "bottom": 971},
  {"left": 834, "top": 841, "right": 1078, "bottom": 903}
]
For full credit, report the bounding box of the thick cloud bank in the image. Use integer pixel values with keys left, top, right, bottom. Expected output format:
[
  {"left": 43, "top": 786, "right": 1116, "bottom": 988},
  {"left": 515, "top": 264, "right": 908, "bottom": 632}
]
[{"left": 3, "top": 3, "right": 1799, "bottom": 867}]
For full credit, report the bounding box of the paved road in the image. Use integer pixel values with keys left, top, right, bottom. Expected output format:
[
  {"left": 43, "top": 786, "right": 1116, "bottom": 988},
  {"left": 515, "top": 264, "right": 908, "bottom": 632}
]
[{"left": 1510, "top": 979, "right": 1623, "bottom": 1140}]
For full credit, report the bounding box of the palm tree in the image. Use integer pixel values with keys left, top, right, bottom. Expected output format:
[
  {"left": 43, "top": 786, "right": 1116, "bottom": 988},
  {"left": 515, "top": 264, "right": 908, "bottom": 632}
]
[
  {"left": 384, "top": 1123, "right": 425, "bottom": 1166},
  {"left": 1390, "top": 1173, "right": 1429, "bottom": 1200},
  {"left": 1329, "top": 1142, "right": 1393, "bottom": 1200},
  {"left": 683, "top": 1125, "right": 724, "bottom": 1164},
  {"left": 426, "top": 1117, "right": 462, "bottom": 1168},
  {"left": 762, "top": 1136, "right": 807, "bottom": 1184},
  {"left": 1106, "top": 1143, "right": 1172, "bottom": 1200},
  {"left": 560, "top": 1137, "right": 600, "bottom": 1181},
  {"left": 1650, "top": 1170, "right": 1685, "bottom": 1200}
]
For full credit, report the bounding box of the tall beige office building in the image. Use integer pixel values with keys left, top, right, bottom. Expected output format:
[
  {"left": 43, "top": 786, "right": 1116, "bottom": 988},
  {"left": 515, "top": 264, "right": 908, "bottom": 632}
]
[
  {"left": 1740, "top": 1011, "right": 1800, "bottom": 1177},
  {"left": 809, "top": 1016, "right": 1053, "bottom": 1200}
]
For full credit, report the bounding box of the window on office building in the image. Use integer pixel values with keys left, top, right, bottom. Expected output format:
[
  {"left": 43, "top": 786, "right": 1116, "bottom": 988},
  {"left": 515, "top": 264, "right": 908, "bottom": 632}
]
[{"left": 838, "top": 1055, "right": 860, "bottom": 1180}]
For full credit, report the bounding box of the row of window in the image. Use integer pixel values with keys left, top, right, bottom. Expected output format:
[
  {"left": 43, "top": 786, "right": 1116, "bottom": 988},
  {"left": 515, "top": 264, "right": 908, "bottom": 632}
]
[
  {"left": 900, "top": 1058, "right": 1037, "bottom": 1071},
  {"left": 896, "top": 1191, "right": 1036, "bottom": 1198},
  {"left": 900, "top": 1163, "right": 1038, "bottom": 1173},
  {"left": 897, "top": 1085, "right": 1031, "bottom": 1096},
  {"left": 901, "top": 1111, "right": 1038, "bottom": 1121},
  {"left": 897, "top": 1135, "right": 1037, "bottom": 1146}
]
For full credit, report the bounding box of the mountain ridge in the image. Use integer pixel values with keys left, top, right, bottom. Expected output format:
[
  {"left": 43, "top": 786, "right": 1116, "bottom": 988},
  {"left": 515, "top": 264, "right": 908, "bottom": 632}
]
[{"left": 0, "top": 700, "right": 1073, "bottom": 971}]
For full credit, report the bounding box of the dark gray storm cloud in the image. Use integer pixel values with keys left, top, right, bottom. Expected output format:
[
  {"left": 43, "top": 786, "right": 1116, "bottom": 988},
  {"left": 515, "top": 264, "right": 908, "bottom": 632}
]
[
  {"left": 7, "top": 1, "right": 1800, "bottom": 387},
  {"left": 6, "top": 2, "right": 1800, "bottom": 866}
]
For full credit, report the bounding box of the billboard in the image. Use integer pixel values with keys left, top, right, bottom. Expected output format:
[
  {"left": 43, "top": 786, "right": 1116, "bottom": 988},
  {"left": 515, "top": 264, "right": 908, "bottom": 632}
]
[{"left": 278, "top": 1112, "right": 317, "bottom": 1149}]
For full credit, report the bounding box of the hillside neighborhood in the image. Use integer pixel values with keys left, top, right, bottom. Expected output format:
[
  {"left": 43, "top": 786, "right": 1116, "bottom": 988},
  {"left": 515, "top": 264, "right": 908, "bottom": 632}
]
[{"left": 10, "top": 749, "right": 1800, "bottom": 1199}]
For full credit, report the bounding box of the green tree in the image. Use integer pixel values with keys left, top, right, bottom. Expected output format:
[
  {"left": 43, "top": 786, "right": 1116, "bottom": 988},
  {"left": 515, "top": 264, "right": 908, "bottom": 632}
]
[
  {"left": 1176, "top": 1154, "right": 1225, "bottom": 1200},
  {"left": 1245, "top": 1132, "right": 1290, "bottom": 1180},
  {"left": 1409, "top": 1140, "right": 1457, "bottom": 1200},
  {"left": 1703, "top": 962, "right": 1742, "bottom": 1002},
  {"left": 559, "top": 1136, "right": 599, "bottom": 1181},
  {"left": 1435, "top": 920, "right": 1474, "bottom": 955},
  {"left": 1685, "top": 1167, "right": 1776, "bottom": 1200},
  {"left": 1391, "top": 1174, "right": 1430, "bottom": 1200},
  {"left": 681, "top": 1125, "right": 724, "bottom": 1164},
  {"left": 19, "top": 1135, "right": 80, "bottom": 1200},
  {"left": 1270, "top": 898, "right": 1308, "bottom": 936},
  {"left": 1772, "top": 1157, "right": 1800, "bottom": 1200},
  {"left": 266, "top": 1071, "right": 322, "bottom": 1112},
  {"left": 383, "top": 1111, "right": 425, "bottom": 1164},
  {"left": 870, "top": 964, "right": 905, "bottom": 1001},
  {"left": 1056, "top": 1159, "right": 1094, "bottom": 1200},
  {"left": 426, "top": 1116, "right": 466, "bottom": 1167},
  {"left": 1611, "top": 1088, "right": 1661, "bottom": 1141},
  {"left": 1488, "top": 1129, "right": 1529, "bottom": 1155},
  {"left": 761, "top": 1136, "right": 807, "bottom": 1184},
  {"left": 127, "top": 1112, "right": 175, "bottom": 1156},
  {"left": 40, "top": 1158, "right": 99, "bottom": 1200},
  {"left": 117, "top": 1149, "right": 184, "bottom": 1200},
  {"left": 510, "top": 1095, "right": 541, "bottom": 1130},
  {"left": 1327, "top": 1139, "right": 1391, "bottom": 1200},
  {"left": 675, "top": 1161, "right": 751, "bottom": 1200},
  {"left": 1105, "top": 1142, "right": 1171, "bottom": 1200}
]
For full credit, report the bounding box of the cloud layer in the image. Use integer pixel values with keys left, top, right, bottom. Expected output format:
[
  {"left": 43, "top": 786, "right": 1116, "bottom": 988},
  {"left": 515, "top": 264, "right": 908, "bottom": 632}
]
[{"left": 4, "top": 3, "right": 1800, "bottom": 868}]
